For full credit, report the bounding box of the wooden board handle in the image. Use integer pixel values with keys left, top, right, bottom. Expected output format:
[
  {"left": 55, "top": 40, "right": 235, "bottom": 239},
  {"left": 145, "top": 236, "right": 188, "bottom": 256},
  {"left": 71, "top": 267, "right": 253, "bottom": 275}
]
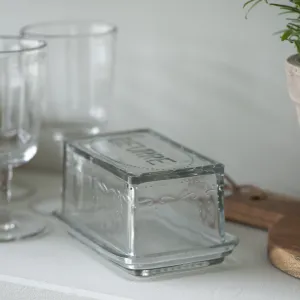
[
  {"left": 224, "top": 185, "right": 300, "bottom": 230},
  {"left": 224, "top": 179, "right": 300, "bottom": 279}
]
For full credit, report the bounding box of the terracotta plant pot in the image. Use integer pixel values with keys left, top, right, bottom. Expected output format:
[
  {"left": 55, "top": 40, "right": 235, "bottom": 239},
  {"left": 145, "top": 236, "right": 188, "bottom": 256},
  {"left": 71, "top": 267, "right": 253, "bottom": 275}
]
[{"left": 286, "top": 54, "right": 300, "bottom": 123}]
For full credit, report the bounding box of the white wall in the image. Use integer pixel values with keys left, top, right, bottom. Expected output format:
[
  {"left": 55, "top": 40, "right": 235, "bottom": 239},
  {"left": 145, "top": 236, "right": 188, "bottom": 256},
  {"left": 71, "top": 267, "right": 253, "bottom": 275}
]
[{"left": 1, "top": 0, "right": 300, "bottom": 196}]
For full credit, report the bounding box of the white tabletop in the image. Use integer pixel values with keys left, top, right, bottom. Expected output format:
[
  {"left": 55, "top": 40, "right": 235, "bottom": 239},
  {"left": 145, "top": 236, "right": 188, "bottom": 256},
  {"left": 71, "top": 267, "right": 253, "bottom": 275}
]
[{"left": 0, "top": 169, "right": 299, "bottom": 300}]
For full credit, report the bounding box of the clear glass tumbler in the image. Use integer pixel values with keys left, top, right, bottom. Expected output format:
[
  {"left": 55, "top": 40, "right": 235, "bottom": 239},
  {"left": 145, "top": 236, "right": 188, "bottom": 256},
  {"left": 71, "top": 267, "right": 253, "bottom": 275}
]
[
  {"left": 20, "top": 20, "right": 117, "bottom": 214},
  {"left": 20, "top": 20, "right": 117, "bottom": 170},
  {"left": 0, "top": 36, "right": 47, "bottom": 241}
]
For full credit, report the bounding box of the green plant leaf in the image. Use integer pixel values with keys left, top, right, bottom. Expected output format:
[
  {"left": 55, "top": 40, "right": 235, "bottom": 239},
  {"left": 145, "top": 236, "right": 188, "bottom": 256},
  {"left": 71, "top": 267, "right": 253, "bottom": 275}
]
[
  {"left": 270, "top": 4, "right": 300, "bottom": 13},
  {"left": 281, "top": 29, "right": 292, "bottom": 41},
  {"left": 295, "top": 40, "right": 300, "bottom": 53},
  {"left": 243, "top": 0, "right": 256, "bottom": 9},
  {"left": 286, "top": 18, "right": 300, "bottom": 22},
  {"left": 244, "top": 0, "right": 266, "bottom": 18}
]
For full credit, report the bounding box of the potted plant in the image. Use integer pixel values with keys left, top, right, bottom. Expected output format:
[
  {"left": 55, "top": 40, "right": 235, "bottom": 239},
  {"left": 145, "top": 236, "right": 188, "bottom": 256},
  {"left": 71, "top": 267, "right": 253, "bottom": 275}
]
[{"left": 244, "top": 0, "right": 300, "bottom": 122}]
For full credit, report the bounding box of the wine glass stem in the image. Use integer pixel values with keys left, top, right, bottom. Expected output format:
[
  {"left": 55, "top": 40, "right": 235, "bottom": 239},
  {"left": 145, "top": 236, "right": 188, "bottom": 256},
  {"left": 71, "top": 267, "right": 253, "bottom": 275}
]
[{"left": 0, "top": 165, "right": 14, "bottom": 230}]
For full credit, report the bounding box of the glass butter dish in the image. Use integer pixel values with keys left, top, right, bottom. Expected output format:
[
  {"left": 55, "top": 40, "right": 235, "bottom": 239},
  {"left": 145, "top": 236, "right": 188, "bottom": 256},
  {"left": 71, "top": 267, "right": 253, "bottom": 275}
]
[{"left": 56, "top": 129, "right": 238, "bottom": 277}]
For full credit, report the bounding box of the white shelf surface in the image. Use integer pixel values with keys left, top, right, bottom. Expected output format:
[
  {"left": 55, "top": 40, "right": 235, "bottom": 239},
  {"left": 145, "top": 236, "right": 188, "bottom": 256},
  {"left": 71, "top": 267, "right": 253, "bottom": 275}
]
[{"left": 0, "top": 169, "right": 299, "bottom": 300}]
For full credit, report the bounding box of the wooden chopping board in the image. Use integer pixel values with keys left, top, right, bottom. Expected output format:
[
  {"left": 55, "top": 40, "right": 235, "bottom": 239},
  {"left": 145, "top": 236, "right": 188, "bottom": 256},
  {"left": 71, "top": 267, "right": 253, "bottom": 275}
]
[{"left": 224, "top": 179, "right": 300, "bottom": 279}]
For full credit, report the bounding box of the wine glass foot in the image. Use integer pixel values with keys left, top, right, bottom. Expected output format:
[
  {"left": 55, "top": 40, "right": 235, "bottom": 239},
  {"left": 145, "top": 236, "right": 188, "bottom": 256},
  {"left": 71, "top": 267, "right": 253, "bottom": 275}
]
[
  {"left": 11, "top": 181, "right": 36, "bottom": 201},
  {"left": 0, "top": 212, "right": 46, "bottom": 242},
  {"left": 29, "top": 198, "right": 62, "bottom": 216}
]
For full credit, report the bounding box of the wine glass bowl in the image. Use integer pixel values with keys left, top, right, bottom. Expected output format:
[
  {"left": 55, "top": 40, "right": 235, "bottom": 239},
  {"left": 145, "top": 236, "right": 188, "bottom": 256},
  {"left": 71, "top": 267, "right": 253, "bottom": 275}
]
[
  {"left": 20, "top": 20, "right": 117, "bottom": 171},
  {"left": 0, "top": 36, "right": 47, "bottom": 241}
]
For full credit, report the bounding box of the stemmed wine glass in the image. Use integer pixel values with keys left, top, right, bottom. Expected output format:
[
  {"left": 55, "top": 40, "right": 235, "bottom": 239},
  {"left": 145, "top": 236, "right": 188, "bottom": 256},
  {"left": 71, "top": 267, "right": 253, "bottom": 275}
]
[
  {"left": 0, "top": 36, "right": 47, "bottom": 241},
  {"left": 20, "top": 20, "right": 117, "bottom": 215}
]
